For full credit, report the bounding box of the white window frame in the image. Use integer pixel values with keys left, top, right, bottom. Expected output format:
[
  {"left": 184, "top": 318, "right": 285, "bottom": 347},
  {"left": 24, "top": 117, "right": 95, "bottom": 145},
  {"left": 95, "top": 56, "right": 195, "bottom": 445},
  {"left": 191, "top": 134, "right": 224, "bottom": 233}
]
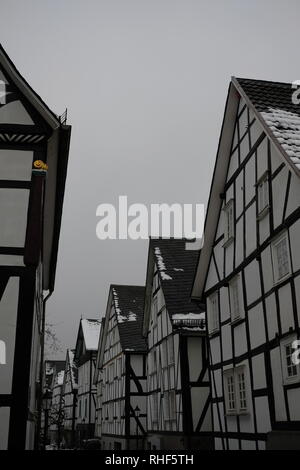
[
  {"left": 224, "top": 365, "right": 249, "bottom": 416},
  {"left": 229, "top": 275, "right": 244, "bottom": 323},
  {"left": 257, "top": 171, "right": 269, "bottom": 217},
  {"left": 223, "top": 199, "right": 234, "bottom": 245},
  {"left": 271, "top": 231, "right": 291, "bottom": 284},
  {"left": 208, "top": 292, "right": 219, "bottom": 334},
  {"left": 280, "top": 335, "right": 300, "bottom": 385}
]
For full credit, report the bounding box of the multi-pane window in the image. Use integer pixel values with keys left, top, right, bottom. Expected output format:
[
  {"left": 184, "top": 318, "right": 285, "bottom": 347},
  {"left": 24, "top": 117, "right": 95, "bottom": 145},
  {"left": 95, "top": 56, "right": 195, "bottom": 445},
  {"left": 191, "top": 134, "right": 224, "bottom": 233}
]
[
  {"left": 229, "top": 276, "right": 243, "bottom": 322},
  {"left": 285, "top": 344, "right": 297, "bottom": 378},
  {"left": 237, "top": 369, "right": 247, "bottom": 411},
  {"left": 224, "top": 366, "right": 248, "bottom": 415},
  {"left": 280, "top": 335, "right": 300, "bottom": 384},
  {"left": 257, "top": 173, "right": 269, "bottom": 215},
  {"left": 151, "top": 393, "right": 158, "bottom": 424},
  {"left": 162, "top": 390, "right": 176, "bottom": 423},
  {"left": 272, "top": 232, "right": 291, "bottom": 283},
  {"left": 208, "top": 292, "right": 219, "bottom": 334},
  {"left": 224, "top": 199, "right": 234, "bottom": 244},
  {"left": 227, "top": 374, "right": 236, "bottom": 412}
]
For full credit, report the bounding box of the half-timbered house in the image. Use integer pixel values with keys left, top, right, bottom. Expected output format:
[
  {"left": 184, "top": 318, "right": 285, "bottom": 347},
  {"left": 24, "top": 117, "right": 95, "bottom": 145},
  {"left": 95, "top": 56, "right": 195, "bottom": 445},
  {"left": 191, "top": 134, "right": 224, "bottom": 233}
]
[
  {"left": 74, "top": 319, "right": 101, "bottom": 444},
  {"left": 0, "top": 45, "right": 71, "bottom": 450},
  {"left": 143, "top": 238, "right": 212, "bottom": 450},
  {"left": 192, "top": 78, "right": 300, "bottom": 450},
  {"left": 96, "top": 285, "right": 147, "bottom": 450},
  {"left": 49, "top": 369, "right": 65, "bottom": 448},
  {"left": 62, "top": 349, "right": 78, "bottom": 448},
  {"left": 94, "top": 317, "right": 105, "bottom": 441}
]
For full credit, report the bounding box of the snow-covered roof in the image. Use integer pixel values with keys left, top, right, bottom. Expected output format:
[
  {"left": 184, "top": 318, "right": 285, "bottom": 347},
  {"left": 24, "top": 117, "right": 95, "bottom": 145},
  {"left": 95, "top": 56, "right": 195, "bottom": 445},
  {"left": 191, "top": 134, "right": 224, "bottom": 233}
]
[
  {"left": 111, "top": 285, "right": 147, "bottom": 352},
  {"left": 236, "top": 78, "right": 300, "bottom": 175},
  {"left": 81, "top": 319, "right": 101, "bottom": 351},
  {"left": 55, "top": 370, "right": 65, "bottom": 387},
  {"left": 172, "top": 312, "right": 206, "bottom": 330},
  {"left": 150, "top": 238, "right": 204, "bottom": 326}
]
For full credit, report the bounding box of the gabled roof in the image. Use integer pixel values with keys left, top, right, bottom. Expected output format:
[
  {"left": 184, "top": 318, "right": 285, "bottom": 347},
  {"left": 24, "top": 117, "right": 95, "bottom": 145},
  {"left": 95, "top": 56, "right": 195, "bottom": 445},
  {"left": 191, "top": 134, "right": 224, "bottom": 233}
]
[
  {"left": 234, "top": 77, "right": 300, "bottom": 175},
  {"left": 0, "top": 44, "right": 72, "bottom": 292},
  {"left": 0, "top": 44, "right": 60, "bottom": 128},
  {"left": 81, "top": 319, "right": 101, "bottom": 351},
  {"left": 44, "top": 360, "right": 66, "bottom": 391},
  {"left": 111, "top": 285, "right": 147, "bottom": 352},
  {"left": 192, "top": 77, "right": 300, "bottom": 301},
  {"left": 153, "top": 238, "right": 202, "bottom": 317},
  {"left": 93, "top": 317, "right": 106, "bottom": 385},
  {"left": 143, "top": 238, "right": 205, "bottom": 335},
  {"left": 74, "top": 318, "right": 101, "bottom": 362},
  {"left": 54, "top": 370, "right": 65, "bottom": 387}
]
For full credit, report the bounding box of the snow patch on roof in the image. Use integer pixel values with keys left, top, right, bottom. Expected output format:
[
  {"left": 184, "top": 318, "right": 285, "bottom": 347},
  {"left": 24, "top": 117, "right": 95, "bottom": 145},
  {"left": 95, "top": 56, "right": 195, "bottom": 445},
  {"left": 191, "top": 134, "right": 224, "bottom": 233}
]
[
  {"left": 172, "top": 312, "right": 205, "bottom": 320},
  {"left": 128, "top": 312, "right": 137, "bottom": 321},
  {"left": 261, "top": 107, "right": 300, "bottom": 169},
  {"left": 173, "top": 268, "right": 184, "bottom": 272},
  {"left": 154, "top": 247, "right": 173, "bottom": 280},
  {"left": 112, "top": 288, "right": 127, "bottom": 323},
  {"left": 56, "top": 370, "right": 64, "bottom": 386},
  {"left": 81, "top": 319, "right": 101, "bottom": 350}
]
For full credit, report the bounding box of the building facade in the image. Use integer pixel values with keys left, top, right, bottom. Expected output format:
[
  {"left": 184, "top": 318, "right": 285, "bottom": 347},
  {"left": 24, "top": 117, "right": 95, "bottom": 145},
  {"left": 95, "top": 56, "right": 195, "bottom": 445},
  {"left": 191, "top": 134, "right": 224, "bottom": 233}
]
[
  {"left": 0, "top": 45, "right": 71, "bottom": 450},
  {"left": 62, "top": 349, "right": 78, "bottom": 448},
  {"left": 143, "top": 238, "right": 212, "bottom": 450},
  {"left": 95, "top": 285, "right": 147, "bottom": 450},
  {"left": 192, "top": 78, "right": 300, "bottom": 450},
  {"left": 74, "top": 319, "right": 101, "bottom": 445},
  {"left": 49, "top": 369, "right": 65, "bottom": 448}
]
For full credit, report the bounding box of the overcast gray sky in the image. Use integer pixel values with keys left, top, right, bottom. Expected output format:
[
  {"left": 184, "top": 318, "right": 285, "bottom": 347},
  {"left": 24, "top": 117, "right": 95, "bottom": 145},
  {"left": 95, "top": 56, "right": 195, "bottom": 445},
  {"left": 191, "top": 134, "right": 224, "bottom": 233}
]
[{"left": 1, "top": 0, "right": 300, "bottom": 358}]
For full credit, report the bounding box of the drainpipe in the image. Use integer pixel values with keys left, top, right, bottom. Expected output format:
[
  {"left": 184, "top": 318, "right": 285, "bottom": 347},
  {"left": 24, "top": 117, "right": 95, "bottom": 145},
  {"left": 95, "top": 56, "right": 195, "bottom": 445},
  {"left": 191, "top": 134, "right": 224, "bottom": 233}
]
[{"left": 35, "top": 290, "right": 52, "bottom": 450}]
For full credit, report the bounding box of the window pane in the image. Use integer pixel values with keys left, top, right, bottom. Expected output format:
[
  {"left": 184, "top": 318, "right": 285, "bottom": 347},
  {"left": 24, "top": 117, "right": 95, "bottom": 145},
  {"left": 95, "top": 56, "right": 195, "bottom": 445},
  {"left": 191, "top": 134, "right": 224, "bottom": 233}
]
[
  {"left": 227, "top": 375, "right": 236, "bottom": 411},
  {"left": 237, "top": 371, "right": 247, "bottom": 410},
  {"left": 230, "top": 278, "right": 241, "bottom": 321},
  {"left": 276, "top": 238, "right": 290, "bottom": 279},
  {"left": 285, "top": 344, "right": 298, "bottom": 377}
]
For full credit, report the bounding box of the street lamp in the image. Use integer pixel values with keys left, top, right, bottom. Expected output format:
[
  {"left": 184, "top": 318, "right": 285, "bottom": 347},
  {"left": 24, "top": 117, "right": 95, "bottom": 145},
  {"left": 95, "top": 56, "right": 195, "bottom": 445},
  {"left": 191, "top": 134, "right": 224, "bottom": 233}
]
[
  {"left": 42, "top": 390, "right": 52, "bottom": 450},
  {"left": 134, "top": 406, "right": 140, "bottom": 450}
]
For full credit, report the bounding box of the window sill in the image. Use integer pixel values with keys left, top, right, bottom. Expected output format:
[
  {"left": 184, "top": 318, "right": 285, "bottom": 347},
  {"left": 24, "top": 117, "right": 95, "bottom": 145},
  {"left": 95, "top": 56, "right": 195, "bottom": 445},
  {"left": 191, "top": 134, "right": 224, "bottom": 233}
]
[
  {"left": 230, "top": 316, "right": 245, "bottom": 327},
  {"left": 282, "top": 375, "right": 300, "bottom": 386},
  {"left": 273, "top": 272, "right": 292, "bottom": 287},
  {"left": 209, "top": 329, "right": 220, "bottom": 338},
  {"left": 223, "top": 236, "right": 234, "bottom": 249},
  {"left": 225, "top": 411, "right": 250, "bottom": 417},
  {"left": 257, "top": 206, "right": 270, "bottom": 221}
]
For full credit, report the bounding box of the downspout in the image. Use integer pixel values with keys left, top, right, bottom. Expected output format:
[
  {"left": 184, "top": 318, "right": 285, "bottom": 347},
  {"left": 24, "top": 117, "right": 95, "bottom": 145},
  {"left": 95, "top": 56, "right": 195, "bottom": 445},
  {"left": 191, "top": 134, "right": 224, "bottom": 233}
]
[
  {"left": 35, "top": 290, "right": 52, "bottom": 450},
  {"left": 89, "top": 353, "right": 93, "bottom": 435}
]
